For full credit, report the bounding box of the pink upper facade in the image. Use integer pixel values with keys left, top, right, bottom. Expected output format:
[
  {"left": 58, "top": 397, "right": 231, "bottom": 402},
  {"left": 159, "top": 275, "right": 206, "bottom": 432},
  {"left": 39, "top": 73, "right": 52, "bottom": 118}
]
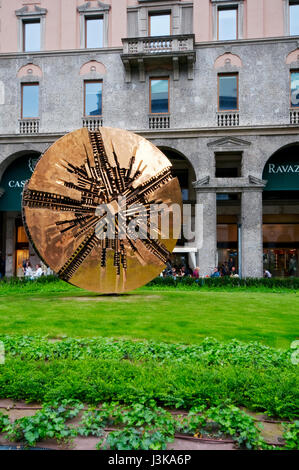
[{"left": 0, "top": 0, "right": 289, "bottom": 53}]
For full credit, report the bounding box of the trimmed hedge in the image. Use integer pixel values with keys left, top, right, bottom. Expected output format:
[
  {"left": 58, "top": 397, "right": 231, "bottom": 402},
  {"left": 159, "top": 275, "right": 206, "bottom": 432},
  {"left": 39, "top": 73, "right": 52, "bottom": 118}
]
[
  {"left": 1, "top": 275, "right": 299, "bottom": 290},
  {"left": 0, "top": 358, "right": 298, "bottom": 419},
  {"left": 147, "top": 276, "right": 299, "bottom": 289},
  {"left": 0, "top": 336, "right": 298, "bottom": 419},
  {"left": 0, "top": 275, "right": 59, "bottom": 286}
]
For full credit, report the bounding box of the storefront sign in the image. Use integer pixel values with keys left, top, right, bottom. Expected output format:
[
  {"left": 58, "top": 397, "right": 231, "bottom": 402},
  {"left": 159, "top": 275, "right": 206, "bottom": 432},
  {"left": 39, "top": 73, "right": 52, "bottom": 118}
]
[
  {"left": 263, "top": 158, "right": 299, "bottom": 191},
  {"left": 0, "top": 155, "right": 38, "bottom": 211}
]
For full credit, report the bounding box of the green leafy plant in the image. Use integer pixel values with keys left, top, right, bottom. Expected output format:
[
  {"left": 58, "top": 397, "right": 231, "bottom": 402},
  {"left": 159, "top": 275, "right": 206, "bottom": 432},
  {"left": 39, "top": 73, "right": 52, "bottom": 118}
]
[
  {"left": 0, "top": 412, "right": 10, "bottom": 432},
  {"left": 100, "top": 427, "right": 174, "bottom": 450},
  {"left": 175, "top": 405, "right": 207, "bottom": 436},
  {"left": 4, "top": 400, "right": 83, "bottom": 447},
  {"left": 205, "top": 405, "right": 268, "bottom": 450},
  {"left": 281, "top": 420, "right": 299, "bottom": 450},
  {"left": 0, "top": 335, "right": 292, "bottom": 368}
]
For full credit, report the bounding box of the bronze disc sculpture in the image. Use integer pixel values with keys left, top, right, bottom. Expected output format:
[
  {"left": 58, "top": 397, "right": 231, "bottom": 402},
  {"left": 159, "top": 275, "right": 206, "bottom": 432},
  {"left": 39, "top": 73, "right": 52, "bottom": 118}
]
[{"left": 22, "top": 127, "right": 182, "bottom": 293}]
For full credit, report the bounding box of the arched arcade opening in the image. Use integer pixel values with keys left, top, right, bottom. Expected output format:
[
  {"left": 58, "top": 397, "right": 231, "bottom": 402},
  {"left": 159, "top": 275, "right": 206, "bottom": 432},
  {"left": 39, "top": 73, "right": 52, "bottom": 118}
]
[
  {"left": 158, "top": 147, "right": 197, "bottom": 271},
  {"left": 262, "top": 144, "right": 299, "bottom": 277},
  {"left": 0, "top": 152, "right": 41, "bottom": 277}
]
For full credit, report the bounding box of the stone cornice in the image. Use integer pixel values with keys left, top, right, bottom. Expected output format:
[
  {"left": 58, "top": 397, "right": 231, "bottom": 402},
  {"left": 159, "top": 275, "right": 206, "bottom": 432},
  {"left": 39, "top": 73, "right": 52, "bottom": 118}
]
[
  {"left": 77, "top": 1, "right": 110, "bottom": 13},
  {"left": 1, "top": 33, "right": 299, "bottom": 61},
  {"left": 0, "top": 48, "right": 122, "bottom": 60},
  {"left": 194, "top": 35, "right": 299, "bottom": 49},
  {"left": 15, "top": 5, "right": 47, "bottom": 17},
  {"left": 1, "top": 125, "right": 299, "bottom": 145},
  {"left": 192, "top": 176, "right": 210, "bottom": 188},
  {"left": 193, "top": 175, "right": 266, "bottom": 192},
  {"left": 136, "top": 125, "right": 299, "bottom": 139},
  {"left": 207, "top": 136, "right": 251, "bottom": 148},
  {"left": 1, "top": 35, "right": 299, "bottom": 60}
]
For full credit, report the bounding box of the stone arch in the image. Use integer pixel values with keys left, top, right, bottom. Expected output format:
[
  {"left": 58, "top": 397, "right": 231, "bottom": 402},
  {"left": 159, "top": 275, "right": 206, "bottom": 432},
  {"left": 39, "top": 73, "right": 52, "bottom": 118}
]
[
  {"left": 262, "top": 142, "right": 299, "bottom": 192},
  {"left": 286, "top": 49, "right": 299, "bottom": 65},
  {"left": 17, "top": 64, "right": 43, "bottom": 78},
  {"left": 247, "top": 137, "right": 299, "bottom": 180},
  {"left": 158, "top": 146, "right": 196, "bottom": 202},
  {"left": 214, "top": 53, "right": 242, "bottom": 69},
  {"left": 0, "top": 149, "right": 42, "bottom": 182},
  {"left": 79, "top": 60, "right": 106, "bottom": 75},
  {"left": 158, "top": 146, "right": 196, "bottom": 175},
  {"left": 262, "top": 142, "right": 299, "bottom": 277}
]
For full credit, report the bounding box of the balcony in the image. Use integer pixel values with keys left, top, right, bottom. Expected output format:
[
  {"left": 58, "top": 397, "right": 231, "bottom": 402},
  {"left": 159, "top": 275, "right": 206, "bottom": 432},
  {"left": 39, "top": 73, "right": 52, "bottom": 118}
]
[
  {"left": 82, "top": 117, "right": 103, "bottom": 131},
  {"left": 290, "top": 109, "right": 299, "bottom": 125},
  {"left": 121, "top": 34, "right": 195, "bottom": 82},
  {"left": 149, "top": 114, "right": 170, "bottom": 129},
  {"left": 19, "top": 119, "right": 40, "bottom": 134},
  {"left": 217, "top": 112, "right": 239, "bottom": 127}
]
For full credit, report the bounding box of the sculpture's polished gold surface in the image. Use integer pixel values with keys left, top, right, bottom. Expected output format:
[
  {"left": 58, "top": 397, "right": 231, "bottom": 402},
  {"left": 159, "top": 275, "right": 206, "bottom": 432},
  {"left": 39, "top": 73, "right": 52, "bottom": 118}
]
[{"left": 22, "top": 127, "right": 182, "bottom": 293}]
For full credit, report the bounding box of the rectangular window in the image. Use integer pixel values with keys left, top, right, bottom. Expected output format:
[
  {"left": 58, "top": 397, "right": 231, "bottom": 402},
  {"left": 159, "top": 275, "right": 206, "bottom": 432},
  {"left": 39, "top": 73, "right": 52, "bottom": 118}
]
[
  {"left": 21, "top": 83, "right": 39, "bottom": 118},
  {"left": 218, "top": 74, "right": 238, "bottom": 111},
  {"left": 291, "top": 71, "right": 299, "bottom": 107},
  {"left": 218, "top": 8, "right": 237, "bottom": 40},
  {"left": 149, "top": 12, "right": 171, "bottom": 36},
  {"left": 150, "top": 78, "right": 169, "bottom": 114},
  {"left": 290, "top": 2, "right": 299, "bottom": 36},
  {"left": 85, "top": 17, "right": 104, "bottom": 48},
  {"left": 215, "top": 153, "right": 242, "bottom": 177},
  {"left": 23, "top": 20, "right": 40, "bottom": 52},
  {"left": 84, "top": 81, "right": 103, "bottom": 116}
]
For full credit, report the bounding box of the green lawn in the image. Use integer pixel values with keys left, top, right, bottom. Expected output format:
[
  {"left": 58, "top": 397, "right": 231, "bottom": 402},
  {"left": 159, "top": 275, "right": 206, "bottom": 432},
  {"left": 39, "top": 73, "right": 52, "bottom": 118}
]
[{"left": 0, "top": 288, "right": 298, "bottom": 348}]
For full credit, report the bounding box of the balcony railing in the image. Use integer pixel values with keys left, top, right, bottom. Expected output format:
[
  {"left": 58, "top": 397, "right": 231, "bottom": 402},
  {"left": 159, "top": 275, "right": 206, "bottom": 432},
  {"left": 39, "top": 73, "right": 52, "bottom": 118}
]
[
  {"left": 121, "top": 34, "right": 195, "bottom": 82},
  {"left": 123, "top": 35, "right": 194, "bottom": 56},
  {"left": 217, "top": 112, "right": 239, "bottom": 127},
  {"left": 19, "top": 119, "right": 40, "bottom": 134},
  {"left": 290, "top": 109, "right": 299, "bottom": 124},
  {"left": 82, "top": 117, "right": 103, "bottom": 131},
  {"left": 149, "top": 114, "right": 170, "bottom": 129}
]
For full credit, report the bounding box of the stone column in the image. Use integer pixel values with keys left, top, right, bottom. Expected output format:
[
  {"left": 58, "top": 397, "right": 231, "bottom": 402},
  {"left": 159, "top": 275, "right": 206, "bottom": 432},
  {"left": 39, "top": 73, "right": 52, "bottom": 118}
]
[
  {"left": 195, "top": 190, "right": 217, "bottom": 276},
  {"left": 241, "top": 190, "right": 263, "bottom": 278},
  {"left": 4, "top": 213, "right": 16, "bottom": 277}
]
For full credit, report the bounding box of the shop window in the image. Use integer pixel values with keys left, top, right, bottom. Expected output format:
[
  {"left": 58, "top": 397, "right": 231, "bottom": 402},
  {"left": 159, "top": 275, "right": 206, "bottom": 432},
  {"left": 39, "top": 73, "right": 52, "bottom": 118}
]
[
  {"left": 218, "top": 74, "right": 238, "bottom": 111},
  {"left": 149, "top": 12, "right": 171, "bottom": 36},
  {"left": 150, "top": 78, "right": 169, "bottom": 114},
  {"left": 290, "top": 71, "right": 299, "bottom": 107},
  {"left": 85, "top": 16, "right": 104, "bottom": 48},
  {"left": 217, "top": 223, "right": 238, "bottom": 274},
  {"left": 215, "top": 152, "right": 242, "bottom": 177},
  {"left": 15, "top": 222, "right": 29, "bottom": 277},
  {"left": 290, "top": 1, "right": 299, "bottom": 36},
  {"left": 263, "top": 223, "right": 299, "bottom": 277},
  {"left": 84, "top": 81, "right": 102, "bottom": 116},
  {"left": 17, "top": 226, "right": 28, "bottom": 243},
  {"left": 218, "top": 7, "right": 237, "bottom": 40},
  {"left": 23, "top": 19, "right": 40, "bottom": 52},
  {"left": 21, "top": 83, "right": 39, "bottom": 118}
]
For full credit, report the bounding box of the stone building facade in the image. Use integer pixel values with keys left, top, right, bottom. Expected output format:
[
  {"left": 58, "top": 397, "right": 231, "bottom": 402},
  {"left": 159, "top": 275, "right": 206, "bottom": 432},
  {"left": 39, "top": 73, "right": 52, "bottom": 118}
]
[{"left": 0, "top": 0, "right": 299, "bottom": 278}]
